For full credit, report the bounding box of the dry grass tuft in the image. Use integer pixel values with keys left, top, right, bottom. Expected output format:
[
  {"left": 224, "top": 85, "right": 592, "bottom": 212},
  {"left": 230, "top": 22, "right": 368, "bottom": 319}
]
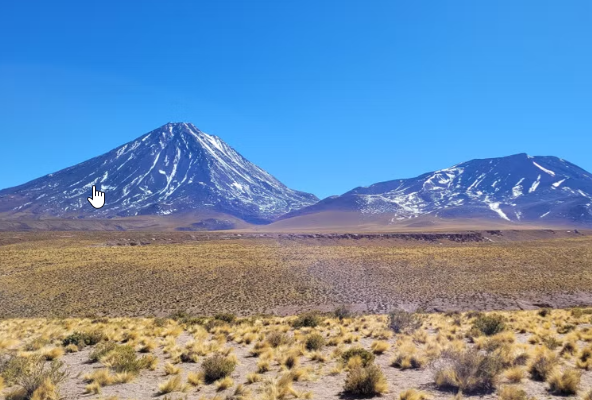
[
  {"left": 202, "top": 354, "right": 237, "bottom": 383},
  {"left": 399, "top": 388, "right": 430, "bottom": 400},
  {"left": 305, "top": 333, "right": 325, "bottom": 351},
  {"left": 392, "top": 343, "right": 426, "bottom": 370},
  {"left": 389, "top": 310, "right": 421, "bottom": 334},
  {"left": 498, "top": 385, "right": 527, "bottom": 400},
  {"left": 341, "top": 347, "right": 375, "bottom": 367},
  {"left": 343, "top": 364, "right": 388, "bottom": 396},
  {"left": 158, "top": 375, "right": 184, "bottom": 394},
  {"left": 215, "top": 376, "right": 234, "bottom": 391},
  {"left": 164, "top": 362, "right": 181, "bottom": 375},
  {"left": 547, "top": 368, "right": 581, "bottom": 395},
  {"left": 528, "top": 348, "right": 559, "bottom": 381},
  {"left": 577, "top": 346, "right": 592, "bottom": 370},
  {"left": 504, "top": 366, "right": 525, "bottom": 383},
  {"left": 371, "top": 340, "right": 390, "bottom": 355},
  {"left": 186, "top": 371, "right": 203, "bottom": 387},
  {"left": 433, "top": 348, "right": 502, "bottom": 394}
]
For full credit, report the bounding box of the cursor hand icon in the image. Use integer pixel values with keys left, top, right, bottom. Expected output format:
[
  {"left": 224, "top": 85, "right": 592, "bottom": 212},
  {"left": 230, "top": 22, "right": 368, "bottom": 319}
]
[{"left": 88, "top": 185, "right": 105, "bottom": 209}]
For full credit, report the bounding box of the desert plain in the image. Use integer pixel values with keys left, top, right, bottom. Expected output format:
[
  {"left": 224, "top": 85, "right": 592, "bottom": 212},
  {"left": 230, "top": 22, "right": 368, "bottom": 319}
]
[{"left": 0, "top": 229, "right": 591, "bottom": 400}]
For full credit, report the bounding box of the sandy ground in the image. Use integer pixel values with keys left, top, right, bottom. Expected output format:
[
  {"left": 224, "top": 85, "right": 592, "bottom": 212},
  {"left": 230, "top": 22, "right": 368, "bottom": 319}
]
[{"left": 44, "top": 326, "right": 592, "bottom": 400}]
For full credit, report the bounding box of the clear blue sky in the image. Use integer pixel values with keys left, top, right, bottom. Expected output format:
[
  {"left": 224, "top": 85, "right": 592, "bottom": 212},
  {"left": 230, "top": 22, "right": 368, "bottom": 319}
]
[{"left": 1, "top": 1, "right": 591, "bottom": 199}]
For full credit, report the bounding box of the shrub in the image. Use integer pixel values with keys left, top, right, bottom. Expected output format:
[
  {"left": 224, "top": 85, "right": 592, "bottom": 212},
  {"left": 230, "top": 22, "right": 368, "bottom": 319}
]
[
  {"left": 542, "top": 336, "right": 562, "bottom": 351},
  {"left": 169, "top": 309, "right": 190, "bottom": 321},
  {"left": 98, "top": 344, "right": 155, "bottom": 374},
  {"left": 577, "top": 346, "right": 592, "bottom": 369},
  {"left": 1, "top": 357, "right": 31, "bottom": 386},
  {"left": 538, "top": 308, "right": 551, "bottom": 317},
  {"left": 89, "top": 342, "right": 117, "bottom": 363},
  {"left": 343, "top": 364, "right": 388, "bottom": 396},
  {"left": 205, "top": 319, "right": 226, "bottom": 332},
  {"left": 153, "top": 317, "right": 169, "bottom": 327},
  {"left": 389, "top": 310, "right": 421, "bottom": 334},
  {"left": 547, "top": 368, "right": 581, "bottom": 395},
  {"left": 62, "top": 330, "right": 104, "bottom": 348},
  {"left": 24, "top": 338, "right": 50, "bottom": 352},
  {"left": 560, "top": 340, "right": 577, "bottom": 357},
  {"left": 557, "top": 324, "right": 576, "bottom": 334},
  {"left": 528, "top": 349, "right": 559, "bottom": 381},
  {"left": 433, "top": 348, "right": 503, "bottom": 394},
  {"left": 472, "top": 314, "right": 506, "bottom": 336},
  {"left": 1, "top": 356, "right": 67, "bottom": 399},
  {"left": 341, "top": 347, "right": 375, "bottom": 367},
  {"left": 571, "top": 308, "right": 584, "bottom": 318},
  {"left": 214, "top": 313, "right": 236, "bottom": 324},
  {"left": 293, "top": 312, "right": 322, "bottom": 328},
  {"left": 266, "top": 332, "right": 292, "bottom": 348},
  {"left": 282, "top": 353, "right": 299, "bottom": 370},
  {"left": 305, "top": 333, "right": 325, "bottom": 351},
  {"left": 498, "top": 385, "right": 528, "bottom": 400},
  {"left": 201, "top": 354, "right": 237, "bottom": 383},
  {"left": 334, "top": 306, "right": 353, "bottom": 320},
  {"left": 392, "top": 344, "right": 426, "bottom": 370}
]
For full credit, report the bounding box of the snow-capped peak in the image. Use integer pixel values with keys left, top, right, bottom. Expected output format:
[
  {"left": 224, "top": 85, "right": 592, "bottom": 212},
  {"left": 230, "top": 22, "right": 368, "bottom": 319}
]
[{"left": 0, "top": 123, "right": 318, "bottom": 223}]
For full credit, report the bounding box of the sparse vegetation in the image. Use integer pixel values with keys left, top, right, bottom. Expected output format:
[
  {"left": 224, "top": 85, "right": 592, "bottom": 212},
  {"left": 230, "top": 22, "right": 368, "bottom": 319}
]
[
  {"left": 341, "top": 347, "right": 376, "bottom": 367},
  {"left": 528, "top": 348, "right": 559, "bottom": 381},
  {"left": 334, "top": 305, "right": 353, "bottom": 320},
  {"left": 0, "top": 231, "right": 591, "bottom": 400},
  {"left": 62, "top": 330, "right": 104, "bottom": 348},
  {"left": 201, "top": 354, "right": 237, "bottom": 383},
  {"left": 2, "top": 233, "right": 592, "bottom": 318},
  {"left": 399, "top": 388, "right": 430, "bottom": 400},
  {"left": 305, "top": 333, "right": 325, "bottom": 351},
  {"left": 343, "top": 364, "right": 388, "bottom": 396},
  {"left": 0, "top": 357, "right": 67, "bottom": 400},
  {"left": 0, "top": 308, "right": 590, "bottom": 398},
  {"left": 498, "top": 385, "right": 528, "bottom": 400},
  {"left": 293, "top": 312, "right": 322, "bottom": 328},
  {"left": 433, "top": 348, "right": 503, "bottom": 394},
  {"left": 389, "top": 310, "right": 421, "bottom": 333},
  {"left": 471, "top": 314, "right": 506, "bottom": 336},
  {"left": 547, "top": 368, "right": 581, "bottom": 395}
]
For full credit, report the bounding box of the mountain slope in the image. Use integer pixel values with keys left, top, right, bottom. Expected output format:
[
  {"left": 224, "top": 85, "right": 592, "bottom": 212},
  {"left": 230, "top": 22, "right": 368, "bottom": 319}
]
[
  {"left": 279, "top": 153, "right": 592, "bottom": 227},
  {"left": 0, "top": 123, "right": 318, "bottom": 224}
]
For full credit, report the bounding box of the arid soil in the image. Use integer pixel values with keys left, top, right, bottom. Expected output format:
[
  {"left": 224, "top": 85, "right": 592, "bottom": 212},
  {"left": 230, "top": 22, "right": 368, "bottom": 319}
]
[
  {"left": 0, "top": 230, "right": 591, "bottom": 318},
  {"left": 1, "top": 310, "right": 592, "bottom": 400}
]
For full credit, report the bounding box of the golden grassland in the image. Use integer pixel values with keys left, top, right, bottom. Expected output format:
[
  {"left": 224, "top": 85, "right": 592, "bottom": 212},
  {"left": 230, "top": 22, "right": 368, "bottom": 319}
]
[
  {"left": 1, "top": 309, "right": 592, "bottom": 399},
  {"left": 0, "top": 233, "right": 592, "bottom": 317}
]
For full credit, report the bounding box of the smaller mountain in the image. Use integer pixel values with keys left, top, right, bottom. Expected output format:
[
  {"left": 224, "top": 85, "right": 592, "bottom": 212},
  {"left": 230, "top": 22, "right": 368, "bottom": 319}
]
[
  {"left": 0, "top": 123, "right": 318, "bottom": 224},
  {"left": 279, "top": 153, "right": 592, "bottom": 227}
]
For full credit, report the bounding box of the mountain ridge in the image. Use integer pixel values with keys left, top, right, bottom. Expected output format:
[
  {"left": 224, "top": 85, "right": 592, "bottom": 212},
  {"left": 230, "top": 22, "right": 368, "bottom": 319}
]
[
  {"left": 0, "top": 122, "right": 318, "bottom": 224},
  {"left": 279, "top": 153, "right": 592, "bottom": 227},
  {"left": 2, "top": 123, "right": 592, "bottom": 229}
]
